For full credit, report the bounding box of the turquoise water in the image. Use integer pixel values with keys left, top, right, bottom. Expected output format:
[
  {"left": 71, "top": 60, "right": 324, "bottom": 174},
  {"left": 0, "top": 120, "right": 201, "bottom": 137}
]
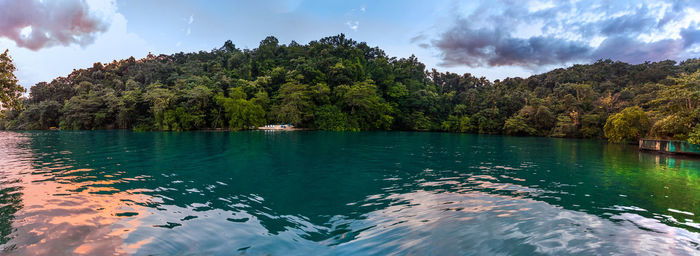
[{"left": 1, "top": 131, "right": 700, "bottom": 255}]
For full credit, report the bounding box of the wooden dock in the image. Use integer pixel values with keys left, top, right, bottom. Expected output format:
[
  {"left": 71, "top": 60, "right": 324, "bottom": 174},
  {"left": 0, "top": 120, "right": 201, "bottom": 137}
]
[{"left": 639, "top": 139, "right": 700, "bottom": 156}]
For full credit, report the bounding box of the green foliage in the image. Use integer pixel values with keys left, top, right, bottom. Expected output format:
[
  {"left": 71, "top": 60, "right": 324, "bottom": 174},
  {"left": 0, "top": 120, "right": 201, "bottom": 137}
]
[
  {"left": 314, "top": 104, "right": 352, "bottom": 131},
  {"left": 473, "top": 108, "right": 503, "bottom": 134},
  {"left": 143, "top": 86, "right": 175, "bottom": 130},
  {"left": 580, "top": 114, "right": 602, "bottom": 138},
  {"left": 650, "top": 113, "right": 695, "bottom": 140},
  {"left": 652, "top": 71, "right": 700, "bottom": 113},
  {"left": 273, "top": 82, "right": 314, "bottom": 125},
  {"left": 386, "top": 82, "right": 408, "bottom": 99},
  {"left": 0, "top": 50, "right": 26, "bottom": 117},
  {"left": 604, "top": 106, "right": 651, "bottom": 143},
  {"left": 533, "top": 106, "right": 556, "bottom": 132},
  {"left": 441, "top": 115, "right": 474, "bottom": 133},
  {"left": 2, "top": 35, "right": 699, "bottom": 143},
  {"left": 335, "top": 80, "right": 394, "bottom": 130},
  {"left": 10, "top": 100, "right": 61, "bottom": 129},
  {"left": 60, "top": 89, "right": 120, "bottom": 130},
  {"left": 407, "top": 111, "right": 433, "bottom": 131},
  {"left": 688, "top": 126, "right": 700, "bottom": 145},
  {"left": 504, "top": 115, "right": 536, "bottom": 136},
  {"left": 216, "top": 88, "right": 266, "bottom": 130},
  {"left": 551, "top": 113, "right": 576, "bottom": 137}
]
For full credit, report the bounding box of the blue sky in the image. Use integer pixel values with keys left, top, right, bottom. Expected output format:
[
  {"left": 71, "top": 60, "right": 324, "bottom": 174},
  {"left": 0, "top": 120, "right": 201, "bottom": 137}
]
[{"left": 1, "top": 0, "right": 699, "bottom": 89}]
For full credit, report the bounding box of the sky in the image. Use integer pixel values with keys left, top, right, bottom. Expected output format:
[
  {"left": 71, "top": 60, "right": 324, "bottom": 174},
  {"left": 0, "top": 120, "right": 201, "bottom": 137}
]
[{"left": 1, "top": 0, "right": 700, "bottom": 89}]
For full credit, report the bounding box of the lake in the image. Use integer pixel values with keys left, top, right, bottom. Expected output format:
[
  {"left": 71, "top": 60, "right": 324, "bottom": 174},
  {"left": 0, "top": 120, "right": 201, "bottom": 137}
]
[{"left": 1, "top": 130, "right": 699, "bottom": 255}]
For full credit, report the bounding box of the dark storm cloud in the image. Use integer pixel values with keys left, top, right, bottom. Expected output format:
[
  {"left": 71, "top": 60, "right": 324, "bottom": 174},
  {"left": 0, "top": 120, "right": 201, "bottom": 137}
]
[
  {"left": 0, "top": 0, "right": 108, "bottom": 50},
  {"left": 434, "top": 23, "right": 591, "bottom": 67},
  {"left": 429, "top": 0, "right": 700, "bottom": 68}
]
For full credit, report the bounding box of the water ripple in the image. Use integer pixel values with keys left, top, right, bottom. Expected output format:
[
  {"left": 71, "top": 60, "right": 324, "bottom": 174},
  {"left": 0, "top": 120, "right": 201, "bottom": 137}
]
[{"left": 0, "top": 131, "right": 699, "bottom": 255}]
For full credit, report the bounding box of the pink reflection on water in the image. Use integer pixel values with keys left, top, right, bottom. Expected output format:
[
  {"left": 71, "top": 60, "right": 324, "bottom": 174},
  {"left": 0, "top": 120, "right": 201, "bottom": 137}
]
[{"left": 0, "top": 132, "right": 155, "bottom": 255}]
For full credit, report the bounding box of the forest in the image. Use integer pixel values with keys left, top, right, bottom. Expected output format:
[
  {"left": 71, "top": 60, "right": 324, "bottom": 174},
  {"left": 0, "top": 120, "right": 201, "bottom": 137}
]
[{"left": 1, "top": 34, "right": 699, "bottom": 143}]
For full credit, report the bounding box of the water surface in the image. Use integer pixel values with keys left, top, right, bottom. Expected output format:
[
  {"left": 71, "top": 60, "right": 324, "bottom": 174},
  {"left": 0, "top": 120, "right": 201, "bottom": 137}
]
[{"left": 1, "top": 131, "right": 699, "bottom": 255}]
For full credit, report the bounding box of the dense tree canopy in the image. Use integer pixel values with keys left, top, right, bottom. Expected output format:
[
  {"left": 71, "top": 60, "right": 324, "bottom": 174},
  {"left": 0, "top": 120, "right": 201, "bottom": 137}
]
[{"left": 1, "top": 34, "right": 699, "bottom": 143}]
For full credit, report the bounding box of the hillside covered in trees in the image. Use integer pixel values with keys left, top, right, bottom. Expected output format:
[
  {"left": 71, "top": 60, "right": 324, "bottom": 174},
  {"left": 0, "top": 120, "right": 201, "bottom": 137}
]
[{"left": 1, "top": 34, "right": 699, "bottom": 143}]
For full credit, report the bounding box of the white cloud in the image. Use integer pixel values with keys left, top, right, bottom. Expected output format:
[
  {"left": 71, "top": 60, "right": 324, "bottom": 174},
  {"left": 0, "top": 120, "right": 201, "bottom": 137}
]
[
  {"left": 19, "top": 26, "right": 32, "bottom": 39},
  {"left": 346, "top": 21, "right": 359, "bottom": 31},
  {"left": 185, "top": 14, "right": 194, "bottom": 36},
  {"left": 528, "top": 0, "right": 555, "bottom": 12}
]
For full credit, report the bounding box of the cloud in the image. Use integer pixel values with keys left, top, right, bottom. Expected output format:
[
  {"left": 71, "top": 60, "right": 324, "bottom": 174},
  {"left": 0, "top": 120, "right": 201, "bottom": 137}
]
[
  {"left": 343, "top": 5, "right": 366, "bottom": 32},
  {"left": 410, "top": 34, "right": 427, "bottom": 44},
  {"left": 592, "top": 36, "right": 686, "bottom": 64},
  {"left": 427, "top": 0, "right": 700, "bottom": 68},
  {"left": 0, "top": 0, "right": 109, "bottom": 51},
  {"left": 346, "top": 21, "right": 359, "bottom": 31},
  {"left": 185, "top": 14, "right": 193, "bottom": 36},
  {"left": 681, "top": 26, "right": 700, "bottom": 48},
  {"left": 433, "top": 21, "right": 591, "bottom": 67}
]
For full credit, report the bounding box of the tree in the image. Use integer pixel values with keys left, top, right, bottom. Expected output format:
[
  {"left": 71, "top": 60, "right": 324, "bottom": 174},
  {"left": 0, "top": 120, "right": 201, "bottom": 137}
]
[
  {"left": 216, "top": 88, "right": 266, "bottom": 130},
  {"left": 334, "top": 80, "right": 394, "bottom": 130},
  {"left": 551, "top": 114, "right": 576, "bottom": 137},
  {"left": 386, "top": 82, "right": 408, "bottom": 100},
  {"left": 473, "top": 108, "right": 502, "bottom": 134},
  {"left": 653, "top": 71, "right": 700, "bottom": 113},
  {"left": 12, "top": 100, "right": 61, "bottom": 129},
  {"left": 441, "top": 115, "right": 473, "bottom": 133},
  {"left": 314, "top": 104, "right": 351, "bottom": 131},
  {"left": 273, "top": 81, "right": 314, "bottom": 125},
  {"left": 60, "top": 88, "right": 120, "bottom": 130},
  {"left": 650, "top": 113, "right": 695, "bottom": 140},
  {"left": 604, "top": 106, "right": 651, "bottom": 143},
  {"left": 580, "top": 114, "right": 601, "bottom": 138},
  {"left": 143, "top": 86, "right": 175, "bottom": 130},
  {"left": 533, "top": 106, "right": 555, "bottom": 132},
  {"left": 688, "top": 125, "right": 700, "bottom": 145},
  {"left": 504, "top": 115, "right": 536, "bottom": 136},
  {"left": 118, "top": 86, "right": 146, "bottom": 129},
  {"left": 407, "top": 111, "right": 433, "bottom": 131},
  {"left": 0, "top": 50, "right": 26, "bottom": 117}
]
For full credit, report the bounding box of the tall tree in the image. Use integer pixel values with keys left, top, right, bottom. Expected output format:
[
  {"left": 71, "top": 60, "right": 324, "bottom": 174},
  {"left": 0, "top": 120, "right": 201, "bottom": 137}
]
[{"left": 0, "top": 50, "right": 26, "bottom": 117}]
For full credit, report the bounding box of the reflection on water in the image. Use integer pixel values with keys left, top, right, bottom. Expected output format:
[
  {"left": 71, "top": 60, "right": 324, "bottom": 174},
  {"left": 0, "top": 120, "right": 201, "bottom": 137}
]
[{"left": 0, "top": 131, "right": 699, "bottom": 255}]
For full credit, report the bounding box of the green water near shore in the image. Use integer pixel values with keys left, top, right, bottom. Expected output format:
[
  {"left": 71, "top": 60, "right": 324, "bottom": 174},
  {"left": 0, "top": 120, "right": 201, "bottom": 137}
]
[{"left": 1, "top": 131, "right": 699, "bottom": 255}]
